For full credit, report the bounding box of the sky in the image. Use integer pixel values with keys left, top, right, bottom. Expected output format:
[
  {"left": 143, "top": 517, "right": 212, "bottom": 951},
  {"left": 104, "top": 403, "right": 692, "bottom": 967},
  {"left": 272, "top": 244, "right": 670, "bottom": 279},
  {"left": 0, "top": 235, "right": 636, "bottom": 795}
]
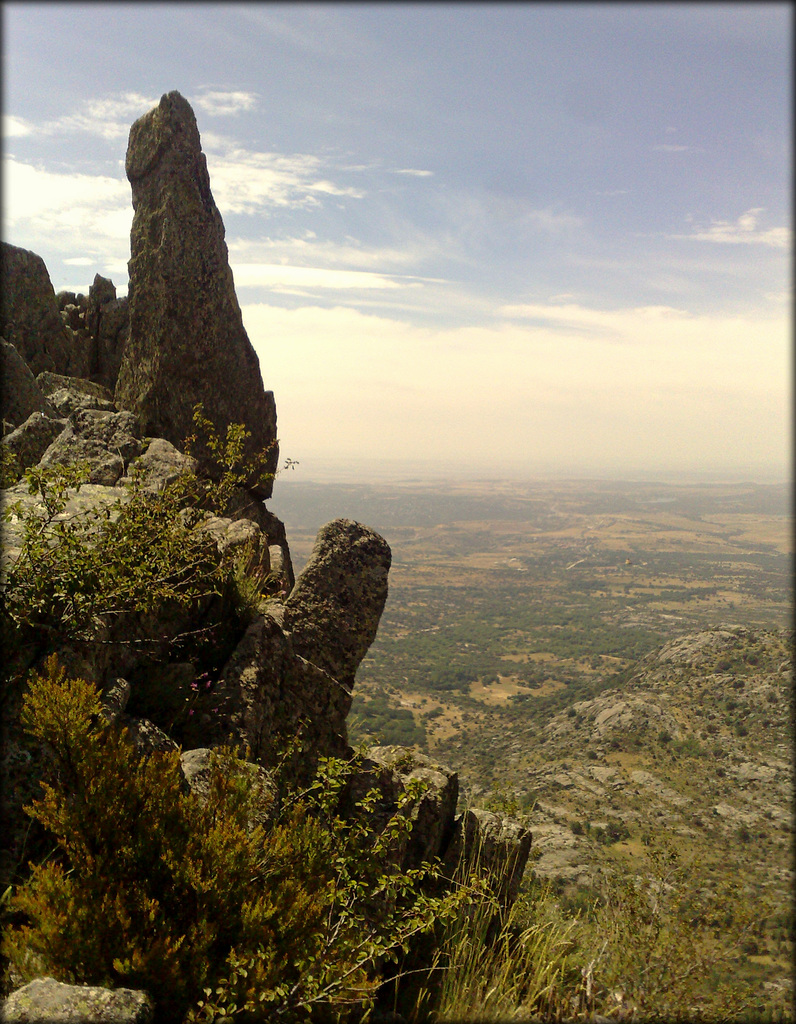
[{"left": 3, "top": 3, "right": 791, "bottom": 484}]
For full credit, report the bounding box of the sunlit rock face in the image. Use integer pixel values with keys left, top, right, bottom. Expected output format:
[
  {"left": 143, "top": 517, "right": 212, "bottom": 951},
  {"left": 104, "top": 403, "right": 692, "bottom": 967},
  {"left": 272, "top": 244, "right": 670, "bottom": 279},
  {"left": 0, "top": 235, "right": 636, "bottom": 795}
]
[{"left": 115, "top": 91, "right": 278, "bottom": 498}]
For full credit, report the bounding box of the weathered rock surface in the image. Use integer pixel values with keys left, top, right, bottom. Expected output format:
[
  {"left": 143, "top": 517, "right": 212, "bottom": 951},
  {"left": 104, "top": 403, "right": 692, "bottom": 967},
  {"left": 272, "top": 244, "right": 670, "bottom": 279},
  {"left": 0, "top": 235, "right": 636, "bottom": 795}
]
[
  {"left": 365, "top": 746, "right": 459, "bottom": 869},
  {"left": 201, "top": 611, "right": 350, "bottom": 781},
  {"left": 282, "top": 518, "right": 391, "bottom": 699},
  {"left": 38, "top": 408, "right": 142, "bottom": 486},
  {"left": 118, "top": 437, "right": 197, "bottom": 492},
  {"left": 442, "top": 806, "right": 532, "bottom": 905},
  {"left": 180, "top": 747, "right": 276, "bottom": 830},
  {"left": 36, "top": 371, "right": 117, "bottom": 416},
  {"left": 1, "top": 412, "right": 66, "bottom": 480},
  {"left": 114, "top": 91, "right": 277, "bottom": 497},
  {"left": 0, "top": 976, "right": 153, "bottom": 1024},
  {"left": 1, "top": 340, "right": 58, "bottom": 430},
  {"left": 0, "top": 244, "right": 74, "bottom": 376},
  {"left": 86, "top": 275, "right": 129, "bottom": 391}
]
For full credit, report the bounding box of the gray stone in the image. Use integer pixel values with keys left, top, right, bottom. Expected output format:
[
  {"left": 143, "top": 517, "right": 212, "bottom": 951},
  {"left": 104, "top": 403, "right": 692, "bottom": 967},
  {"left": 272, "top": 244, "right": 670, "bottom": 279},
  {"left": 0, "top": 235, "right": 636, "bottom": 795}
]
[
  {"left": 1, "top": 412, "right": 67, "bottom": 481},
  {"left": 1, "top": 340, "right": 59, "bottom": 429},
  {"left": 114, "top": 91, "right": 278, "bottom": 497},
  {"left": 39, "top": 408, "right": 142, "bottom": 486},
  {"left": 180, "top": 747, "right": 276, "bottom": 830},
  {"left": 37, "top": 372, "right": 115, "bottom": 404},
  {"left": 204, "top": 612, "right": 351, "bottom": 782},
  {"left": 117, "top": 714, "right": 179, "bottom": 756},
  {"left": 87, "top": 277, "right": 129, "bottom": 391},
  {"left": 0, "top": 243, "right": 75, "bottom": 376},
  {"left": 442, "top": 807, "right": 532, "bottom": 906},
  {"left": 36, "top": 372, "right": 117, "bottom": 416},
  {"left": 0, "top": 976, "right": 153, "bottom": 1023},
  {"left": 119, "top": 436, "right": 197, "bottom": 492},
  {"left": 282, "top": 519, "right": 391, "bottom": 699},
  {"left": 366, "top": 746, "right": 459, "bottom": 869}
]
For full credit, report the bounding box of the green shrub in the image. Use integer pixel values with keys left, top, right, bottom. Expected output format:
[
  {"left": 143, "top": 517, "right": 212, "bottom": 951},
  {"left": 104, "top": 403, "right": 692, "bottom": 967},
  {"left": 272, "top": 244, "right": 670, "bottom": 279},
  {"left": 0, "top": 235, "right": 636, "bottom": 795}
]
[{"left": 2, "top": 659, "right": 466, "bottom": 1022}]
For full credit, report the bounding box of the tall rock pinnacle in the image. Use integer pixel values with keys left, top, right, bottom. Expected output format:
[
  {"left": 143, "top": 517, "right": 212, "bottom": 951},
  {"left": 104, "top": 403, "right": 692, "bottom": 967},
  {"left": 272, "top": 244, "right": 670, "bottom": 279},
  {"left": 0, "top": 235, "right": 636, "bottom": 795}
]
[{"left": 114, "top": 91, "right": 278, "bottom": 497}]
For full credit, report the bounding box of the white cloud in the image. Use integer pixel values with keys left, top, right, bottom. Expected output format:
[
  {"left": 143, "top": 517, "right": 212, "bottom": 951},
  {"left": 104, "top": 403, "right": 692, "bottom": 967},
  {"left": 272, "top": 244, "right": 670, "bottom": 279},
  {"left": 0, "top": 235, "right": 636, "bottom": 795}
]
[
  {"left": 17, "top": 93, "right": 160, "bottom": 141},
  {"left": 3, "top": 114, "right": 33, "bottom": 138},
  {"left": 227, "top": 232, "right": 446, "bottom": 273},
  {"left": 202, "top": 143, "right": 364, "bottom": 215},
  {"left": 3, "top": 157, "right": 131, "bottom": 258},
  {"left": 194, "top": 90, "right": 258, "bottom": 116},
  {"left": 63, "top": 257, "right": 94, "bottom": 266},
  {"left": 671, "top": 208, "right": 791, "bottom": 249},
  {"left": 650, "top": 143, "right": 691, "bottom": 152},
  {"left": 391, "top": 167, "right": 434, "bottom": 177},
  {"left": 231, "top": 263, "right": 404, "bottom": 292}
]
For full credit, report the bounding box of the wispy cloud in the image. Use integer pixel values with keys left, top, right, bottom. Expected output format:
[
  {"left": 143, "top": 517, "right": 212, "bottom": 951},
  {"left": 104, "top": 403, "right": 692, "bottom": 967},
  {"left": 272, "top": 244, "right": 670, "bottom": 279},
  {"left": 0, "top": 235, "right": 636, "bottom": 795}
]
[
  {"left": 650, "top": 143, "right": 691, "bottom": 152},
  {"left": 231, "top": 263, "right": 406, "bottom": 293},
  {"left": 670, "top": 208, "right": 791, "bottom": 249},
  {"left": 391, "top": 167, "right": 434, "bottom": 177},
  {"left": 193, "top": 89, "right": 258, "bottom": 116}
]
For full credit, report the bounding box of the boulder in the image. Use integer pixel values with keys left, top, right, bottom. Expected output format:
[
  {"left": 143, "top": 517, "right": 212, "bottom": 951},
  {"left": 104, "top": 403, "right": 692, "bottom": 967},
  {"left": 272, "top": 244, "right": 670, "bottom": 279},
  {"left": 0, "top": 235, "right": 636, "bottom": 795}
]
[
  {"left": 118, "top": 436, "right": 197, "bottom": 492},
  {"left": 0, "top": 243, "right": 74, "bottom": 376},
  {"left": 282, "top": 519, "right": 391, "bottom": 700},
  {"left": 1, "top": 412, "right": 67, "bottom": 481},
  {"left": 363, "top": 746, "right": 459, "bottom": 870},
  {"left": 114, "top": 91, "right": 278, "bottom": 497},
  {"left": 1, "top": 340, "right": 59, "bottom": 430},
  {"left": 180, "top": 747, "right": 276, "bottom": 830},
  {"left": 202, "top": 611, "right": 352, "bottom": 781},
  {"left": 38, "top": 408, "right": 142, "bottom": 486},
  {"left": 0, "top": 976, "right": 153, "bottom": 1024},
  {"left": 442, "top": 807, "right": 532, "bottom": 906},
  {"left": 36, "top": 372, "right": 117, "bottom": 416}
]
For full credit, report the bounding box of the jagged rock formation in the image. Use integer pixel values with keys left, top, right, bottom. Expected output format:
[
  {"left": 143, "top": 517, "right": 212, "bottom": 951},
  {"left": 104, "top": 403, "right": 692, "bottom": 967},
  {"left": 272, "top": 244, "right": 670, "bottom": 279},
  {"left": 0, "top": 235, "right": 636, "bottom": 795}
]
[
  {"left": 0, "top": 93, "right": 533, "bottom": 1020},
  {"left": 115, "top": 91, "right": 278, "bottom": 498}
]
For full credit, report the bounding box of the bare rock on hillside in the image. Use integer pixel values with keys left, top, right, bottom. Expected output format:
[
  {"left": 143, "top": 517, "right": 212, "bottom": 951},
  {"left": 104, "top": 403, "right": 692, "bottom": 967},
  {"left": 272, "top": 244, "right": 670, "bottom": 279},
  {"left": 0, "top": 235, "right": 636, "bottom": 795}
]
[
  {"left": 360, "top": 746, "right": 459, "bottom": 869},
  {"left": 654, "top": 625, "right": 753, "bottom": 666},
  {"left": 0, "top": 976, "right": 154, "bottom": 1024},
  {"left": 0, "top": 243, "right": 75, "bottom": 376},
  {"left": 180, "top": 748, "right": 276, "bottom": 831},
  {"left": 282, "top": 518, "right": 391, "bottom": 699},
  {"left": 1, "top": 339, "right": 59, "bottom": 430},
  {"left": 118, "top": 436, "right": 198, "bottom": 491},
  {"left": 115, "top": 91, "right": 277, "bottom": 497}
]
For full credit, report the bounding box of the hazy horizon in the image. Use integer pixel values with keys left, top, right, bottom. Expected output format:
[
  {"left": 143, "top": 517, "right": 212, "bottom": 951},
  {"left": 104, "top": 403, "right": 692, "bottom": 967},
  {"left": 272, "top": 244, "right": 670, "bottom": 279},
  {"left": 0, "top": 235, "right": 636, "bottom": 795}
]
[{"left": 4, "top": 4, "right": 790, "bottom": 485}]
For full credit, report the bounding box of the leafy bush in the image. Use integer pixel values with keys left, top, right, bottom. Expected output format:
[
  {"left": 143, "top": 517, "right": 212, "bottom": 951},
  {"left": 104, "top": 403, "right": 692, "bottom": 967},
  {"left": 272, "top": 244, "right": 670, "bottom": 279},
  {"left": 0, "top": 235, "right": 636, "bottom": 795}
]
[{"left": 2, "top": 659, "right": 466, "bottom": 1022}]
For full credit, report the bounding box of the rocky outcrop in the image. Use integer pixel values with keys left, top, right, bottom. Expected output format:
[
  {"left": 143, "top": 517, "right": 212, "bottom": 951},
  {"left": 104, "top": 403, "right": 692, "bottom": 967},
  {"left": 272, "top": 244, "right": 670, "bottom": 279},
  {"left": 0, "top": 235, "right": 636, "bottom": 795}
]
[
  {"left": 0, "top": 976, "right": 154, "bottom": 1024},
  {"left": 1, "top": 339, "right": 58, "bottom": 430},
  {"left": 282, "top": 519, "right": 392, "bottom": 697},
  {"left": 86, "top": 275, "right": 129, "bottom": 391},
  {"left": 1, "top": 412, "right": 66, "bottom": 481},
  {"left": 38, "top": 408, "right": 143, "bottom": 486},
  {"left": 36, "top": 372, "right": 117, "bottom": 416},
  {"left": 443, "top": 807, "right": 533, "bottom": 906},
  {"left": 1, "top": 244, "right": 74, "bottom": 376},
  {"left": 114, "top": 91, "right": 278, "bottom": 497}
]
